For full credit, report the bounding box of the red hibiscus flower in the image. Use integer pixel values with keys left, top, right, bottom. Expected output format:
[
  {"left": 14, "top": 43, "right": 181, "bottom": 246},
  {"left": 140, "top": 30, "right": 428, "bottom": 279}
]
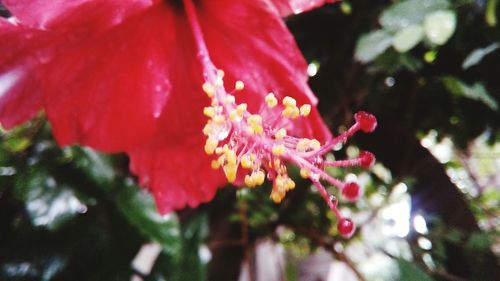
[{"left": 0, "top": 0, "right": 375, "bottom": 237}]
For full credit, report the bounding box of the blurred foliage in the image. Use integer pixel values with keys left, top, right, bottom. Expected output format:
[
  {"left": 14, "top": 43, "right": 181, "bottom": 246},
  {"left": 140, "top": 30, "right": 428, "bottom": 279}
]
[
  {"left": 290, "top": 0, "right": 500, "bottom": 279},
  {"left": 350, "top": 0, "right": 500, "bottom": 148},
  {"left": 0, "top": 122, "right": 207, "bottom": 281}
]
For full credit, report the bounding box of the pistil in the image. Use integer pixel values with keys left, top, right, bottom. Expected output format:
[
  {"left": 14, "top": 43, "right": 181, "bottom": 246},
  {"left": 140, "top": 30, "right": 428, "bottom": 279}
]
[{"left": 183, "top": 0, "right": 377, "bottom": 238}]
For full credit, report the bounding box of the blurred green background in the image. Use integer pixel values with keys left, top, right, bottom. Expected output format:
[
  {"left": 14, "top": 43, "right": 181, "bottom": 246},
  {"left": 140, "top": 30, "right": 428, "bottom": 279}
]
[{"left": 0, "top": 0, "right": 499, "bottom": 280}]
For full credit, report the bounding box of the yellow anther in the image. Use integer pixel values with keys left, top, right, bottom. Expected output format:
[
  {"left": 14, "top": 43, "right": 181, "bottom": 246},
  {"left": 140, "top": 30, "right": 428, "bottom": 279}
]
[
  {"left": 229, "top": 110, "right": 240, "bottom": 122},
  {"left": 291, "top": 106, "right": 300, "bottom": 119},
  {"left": 244, "top": 170, "right": 265, "bottom": 188},
  {"left": 300, "top": 168, "right": 311, "bottom": 178},
  {"left": 296, "top": 139, "right": 309, "bottom": 152},
  {"left": 217, "top": 69, "right": 225, "bottom": 78},
  {"left": 282, "top": 96, "right": 297, "bottom": 107},
  {"left": 225, "top": 149, "right": 237, "bottom": 165},
  {"left": 275, "top": 175, "right": 285, "bottom": 191},
  {"left": 244, "top": 174, "right": 254, "bottom": 187},
  {"left": 203, "top": 124, "right": 212, "bottom": 135},
  {"left": 246, "top": 126, "right": 255, "bottom": 135},
  {"left": 254, "top": 170, "right": 265, "bottom": 185},
  {"left": 230, "top": 104, "right": 246, "bottom": 122},
  {"left": 265, "top": 93, "right": 278, "bottom": 108},
  {"left": 272, "top": 144, "right": 286, "bottom": 156},
  {"left": 250, "top": 153, "right": 257, "bottom": 161},
  {"left": 202, "top": 82, "right": 215, "bottom": 97},
  {"left": 215, "top": 105, "right": 224, "bottom": 113},
  {"left": 252, "top": 124, "right": 264, "bottom": 135},
  {"left": 213, "top": 115, "right": 226, "bottom": 124},
  {"left": 273, "top": 159, "right": 282, "bottom": 168},
  {"left": 310, "top": 139, "right": 321, "bottom": 151},
  {"left": 211, "top": 160, "right": 221, "bottom": 170},
  {"left": 223, "top": 164, "right": 237, "bottom": 183},
  {"left": 215, "top": 74, "right": 224, "bottom": 86},
  {"left": 274, "top": 128, "right": 287, "bottom": 140},
  {"left": 248, "top": 114, "right": 262, "bottom": 125},
  {"left": 217, "top": 155, "right": 226, "bottom": 164},
  {"left": 271, "top": 192, "right": 283, "bottom": 203},
  {"left": 223, "top": 95, "right": 235, "bottom": 104},
  {"left": 285, "top": 178, "right": 296, "bottom": 190},
  {"left": 247, "top": 114, "right": 263, "bottom": 134},
  {"left": 300, "top": 104, "right": 311, "bottom": 117},
  {"left": 236, "top": 103, "right": 247, "bottom": 114},
  {"left": 235, "top": 80, "right": 245, "bottom": 90},
  {"left": 241, "top": 155, "right": 253, "bottom": 169},
  {"left": 296, "top": 138, "right": 320, "bottom": 152},
  {"left": 282, "top": 106, "right": 294, "bottom": 118},
  {"left": 204, "top": 138, "right": 218, "bottom": 155},
  {"left": 203, "top": 107, "right": 216, "bottom": 118}
]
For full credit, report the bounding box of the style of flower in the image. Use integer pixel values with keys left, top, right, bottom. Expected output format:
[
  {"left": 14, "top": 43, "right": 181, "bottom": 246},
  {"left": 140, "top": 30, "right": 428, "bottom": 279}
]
[{"left": 0, "top": 0, "right": 375, "bottom": 238}]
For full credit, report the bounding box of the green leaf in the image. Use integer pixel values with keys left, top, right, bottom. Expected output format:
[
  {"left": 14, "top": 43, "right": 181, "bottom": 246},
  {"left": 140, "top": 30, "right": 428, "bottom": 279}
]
[
  {"left": 400, "top": 53, "right": 424, "bottom": 72},
  {"left": 15, "top": 169, "right": 87, "bottom": 230},
  {"left": 433, "top": 241, "right": 447, "bottom": 260},
  {"left": 70, "top": 147, "right": 116, "bottom": 187},
  {"left": 465, "top": 232, "right": 491, "bottom": 252},
  {"left": 3, "top": 137, "right": 31, "bottom": 153},
  {"left": 442, "top": 77, "right": 498, "bottom": 111},
  {"left": 486, "top": 0, "right": 498, "bottom": 27},
  {"left": 340, "top": 1, "right": 352, "bottom": 15},
  {"left": 380, "top": 0, "right": 450, "bottom": 31},
  {"left": 444, "top": 228, "right": 463, "bottom": 243},
  {"left": 393, "top": 25, "right": 424, "bottom": 52},
  {"left": 115, "top": 182, "right": 181, "bottom": 253},
  {"left": 424, "top": 10, "right": 457, "bottom": 45},
  {"left": 173, "top": 214, "right": 208, "bottom": 281},
  {"left": 354, "top": 30, "right": 393, "bottom": 63},
  {"left": 369, "top": 49, "right": 423, "bottom": 73},
  {"left": 481, "top": 190, "right": 500, "bottom": 206},
  {"left": 1, "top": 257, "right": 68, "bottom": 281},
  {"left": 397, "top": 259, "right": 435, "bottom": 281},
  {"left": 462, "top": 42, "right": 500, "bottom": 69}
]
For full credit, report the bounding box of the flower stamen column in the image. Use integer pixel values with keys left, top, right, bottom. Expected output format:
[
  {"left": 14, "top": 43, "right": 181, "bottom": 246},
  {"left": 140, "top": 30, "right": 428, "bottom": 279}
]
[{"left": 183, "top": 0, "right": 377, "bottom": 238}]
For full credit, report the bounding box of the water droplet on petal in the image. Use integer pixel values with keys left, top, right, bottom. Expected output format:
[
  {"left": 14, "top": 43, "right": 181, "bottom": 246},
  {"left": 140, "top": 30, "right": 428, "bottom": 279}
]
[
  {"left": 37, "top": 51, "right": 54, "bottom": 64},
  {"left": 213, "top": 123, "right": 230, "bottom": 140}
]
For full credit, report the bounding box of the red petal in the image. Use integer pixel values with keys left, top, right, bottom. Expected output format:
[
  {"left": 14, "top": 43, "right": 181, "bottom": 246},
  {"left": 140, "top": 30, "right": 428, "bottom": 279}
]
[
  {"left": 41, "top": 6, "right": 179, "bottom": 151},
  {"left": 267, "top": 0, "right": 337, "bottom": 17},
  {"left": 199, "top": 0, "right": 331, "bottom": 141},
  {"left": 0, "top": 19, "right": 44, "bottom": 128},
  {"left": 124, "top": 0, "right": 333, "bottom": 148},
  {"left": 0, "top": 67, "right": 43, "bottom": 129},
  {"left": 129, "top": 0, "right": 332, "bottom": 212},
  {"left": 0, "top": 4, "right": 186, "bottom": 151},
  {"left": 1, "top": 0, "right": 332, "bottom": 213},
  {"left": 129, "top": 142, "right": 227, "bottom": 214},
  {"left": 2, "top": 0, "right": 155, "bottom": 29}
]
